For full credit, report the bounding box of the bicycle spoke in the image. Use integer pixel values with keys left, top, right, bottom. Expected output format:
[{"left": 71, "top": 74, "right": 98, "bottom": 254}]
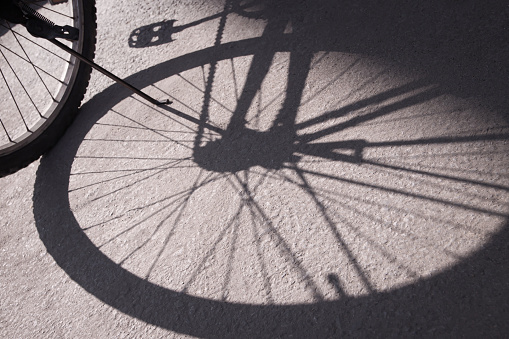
[
  {"left": 31, "top": 1, "right": 74, "bottom": 19},
  {"left": 7, "top": 22, "right": 55, "bottom": 100},
  {"left": 0, "top": 66, "right": 13, "bottom": 142},
  {"left": 0, "top": 48, "right": 42, "bottom": 117},
  {"left": 0, "top": 118, "right": 12, "bottom": 142},
  {"left": 0, "top": 58, "right": 29, "bottom": 133},
  {"left": 0, "top": 0, "right": 92, "bottom": 176},
  {"left": 0, "top": 43, "right": 66, "bottom": 84},
  {"left": 0, "top": 22, "right": 70, "bottom": 63}
]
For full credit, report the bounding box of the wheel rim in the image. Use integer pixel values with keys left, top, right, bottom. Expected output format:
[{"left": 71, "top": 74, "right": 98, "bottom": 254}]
[{"left": 0, "top": 0, "right": 84, "bottom": 155}]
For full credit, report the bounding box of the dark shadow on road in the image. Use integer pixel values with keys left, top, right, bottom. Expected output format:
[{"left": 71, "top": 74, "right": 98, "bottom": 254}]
[{"left": 33, "top": 0, "right": 509, "bottom": 337}]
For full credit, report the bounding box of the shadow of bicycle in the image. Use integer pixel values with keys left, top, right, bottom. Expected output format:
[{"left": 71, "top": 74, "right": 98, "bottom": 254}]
[{"left": 33, "top": 0, "right": 509, "bottom": 337}]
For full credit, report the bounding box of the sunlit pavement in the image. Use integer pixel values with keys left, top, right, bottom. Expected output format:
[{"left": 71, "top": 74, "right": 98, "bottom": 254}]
[{"left": 1, "top": 0, "right": 508, "bottom": 337}]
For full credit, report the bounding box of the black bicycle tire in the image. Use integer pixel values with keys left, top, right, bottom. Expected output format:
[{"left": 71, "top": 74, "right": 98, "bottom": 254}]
[{"left": 0, "top": 0, "right": 96, "bottom": 177}]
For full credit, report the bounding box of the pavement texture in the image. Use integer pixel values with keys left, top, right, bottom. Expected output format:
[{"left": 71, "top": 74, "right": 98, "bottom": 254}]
[{"left": 1, "top": 0, "right": 509, "bottom": 337}]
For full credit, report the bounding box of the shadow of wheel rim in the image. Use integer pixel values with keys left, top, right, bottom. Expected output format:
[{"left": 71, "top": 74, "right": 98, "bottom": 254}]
[{"left": 33, "top": 35, "right": 509, "bottom": 337}]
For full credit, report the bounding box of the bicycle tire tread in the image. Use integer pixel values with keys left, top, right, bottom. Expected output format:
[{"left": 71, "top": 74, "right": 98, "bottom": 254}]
[{"left": 0, "top": 0, "right": 97, "bottom": 177}]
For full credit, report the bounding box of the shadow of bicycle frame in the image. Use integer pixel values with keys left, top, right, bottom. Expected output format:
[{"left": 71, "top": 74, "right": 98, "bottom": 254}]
[{"left": 33, "top": 0, "right": 509, "bottom": 337}]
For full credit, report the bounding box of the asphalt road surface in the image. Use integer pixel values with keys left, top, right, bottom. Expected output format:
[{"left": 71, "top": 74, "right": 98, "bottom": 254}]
[{"left": 1, "top": 0, "right": 509, "bottom": 337}]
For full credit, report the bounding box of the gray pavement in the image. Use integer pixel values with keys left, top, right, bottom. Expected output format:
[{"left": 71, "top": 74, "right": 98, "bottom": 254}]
[{"left": 1, "top": 0, "right": 509, "bottom": 337}]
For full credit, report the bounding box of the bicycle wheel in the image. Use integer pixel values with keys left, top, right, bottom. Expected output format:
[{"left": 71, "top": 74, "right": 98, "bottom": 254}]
[{"left": 0, "top": 0, "right": 96, "bottom": 176}]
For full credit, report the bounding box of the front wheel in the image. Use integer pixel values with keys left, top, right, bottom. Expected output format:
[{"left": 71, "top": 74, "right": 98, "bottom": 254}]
[{"left": 0, "top": 0, "right": 96, "bottom": 176}]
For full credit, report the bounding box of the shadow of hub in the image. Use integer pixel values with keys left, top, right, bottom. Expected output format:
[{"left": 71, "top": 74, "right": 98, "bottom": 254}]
[
  {"left": 28, "top": 0, "right": 509, "bottom": 336},
  {"left": 193, "top": 127, "right": 300, "bottom": 172}
]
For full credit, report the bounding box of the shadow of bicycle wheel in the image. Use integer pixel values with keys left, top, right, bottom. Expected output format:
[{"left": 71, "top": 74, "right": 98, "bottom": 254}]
[{"left": 33, "top": 0, "right": 509, "bottom": 336}]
